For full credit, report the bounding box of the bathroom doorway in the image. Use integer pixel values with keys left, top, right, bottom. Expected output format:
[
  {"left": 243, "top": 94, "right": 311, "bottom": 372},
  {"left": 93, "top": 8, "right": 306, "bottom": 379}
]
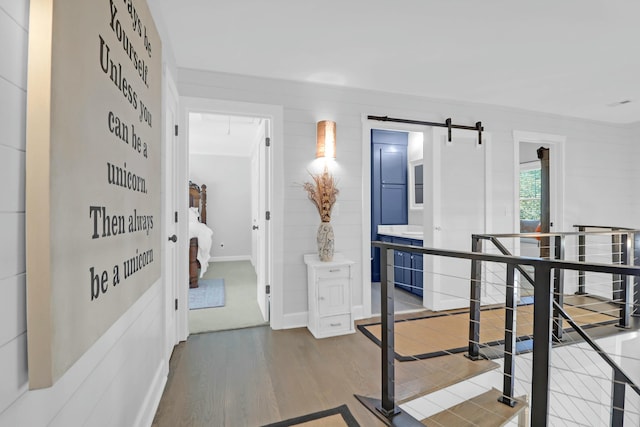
[{"left": 368, "top": 125, "right": 426, "bottom": 316}]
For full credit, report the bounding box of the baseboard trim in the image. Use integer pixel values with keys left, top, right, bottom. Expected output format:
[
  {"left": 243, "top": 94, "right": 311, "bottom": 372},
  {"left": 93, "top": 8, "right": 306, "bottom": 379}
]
[
  {"left": 352, "top": 305, "right": 364, "bottom": 320},
  {"left": 281, "top": 311, "right": 307, "bottom": 330},
  {"left": 210, "top": 255, "right": 251, "bottom": 263},
  {"left": 136, "top": 359, "right": 167, "bottom": 427}
]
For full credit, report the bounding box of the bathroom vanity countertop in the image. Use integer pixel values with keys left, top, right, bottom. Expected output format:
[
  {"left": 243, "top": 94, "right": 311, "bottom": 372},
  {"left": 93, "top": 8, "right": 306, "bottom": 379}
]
[{"left": 377, "top": 225, "right": 424, "bottom": 240}]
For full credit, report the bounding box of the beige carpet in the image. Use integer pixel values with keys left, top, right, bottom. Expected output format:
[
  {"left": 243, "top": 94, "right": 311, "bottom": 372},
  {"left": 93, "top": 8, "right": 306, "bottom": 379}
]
[{"left": 189, "top": 260, "right": 268, "bottom": 334}]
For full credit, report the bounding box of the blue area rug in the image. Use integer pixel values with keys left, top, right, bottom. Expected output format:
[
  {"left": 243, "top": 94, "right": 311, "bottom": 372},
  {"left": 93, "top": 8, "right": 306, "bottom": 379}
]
[{"left": 189, "top": 278, "right": 225, "bottom": 310}]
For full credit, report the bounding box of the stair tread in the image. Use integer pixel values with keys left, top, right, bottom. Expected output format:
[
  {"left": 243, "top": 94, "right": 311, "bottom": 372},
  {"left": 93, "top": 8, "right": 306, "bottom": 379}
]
[
  {"left": 421, "top": 388, "right": 527, "bottom": 427},
  {"left": 395, "top": 355, "right": 499, "bottom": 404}
]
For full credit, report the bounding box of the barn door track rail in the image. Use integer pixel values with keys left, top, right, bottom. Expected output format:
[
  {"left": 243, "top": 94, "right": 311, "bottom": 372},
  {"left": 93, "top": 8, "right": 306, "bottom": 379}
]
[{"left": 368, "top": 115, "right": 484, "bottom": 144}]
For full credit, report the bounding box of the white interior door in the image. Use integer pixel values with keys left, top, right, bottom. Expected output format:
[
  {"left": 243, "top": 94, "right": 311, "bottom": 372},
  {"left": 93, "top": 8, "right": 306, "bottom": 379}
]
[
  {"left": 424, "top": 128, "right": 496, "bottom": 310},
  {"left": 255, "top": 120, "right": 271, "bottom": 321},
  {"left": 163, "top": 70, "right": 180, "bottom": 356}
]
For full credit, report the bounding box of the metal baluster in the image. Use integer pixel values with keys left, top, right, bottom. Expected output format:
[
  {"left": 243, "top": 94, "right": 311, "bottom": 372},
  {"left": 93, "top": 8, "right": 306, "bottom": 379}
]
[
  {"left": 577, "top": 226, "right": 587, "bottom": 295},
  {"left": 499, "top": 264, "right": 517, "bottom": 407},
  {"left": 468, "top": 236, "right": 482, "bottom": 360},
  {"left": 611, "top": 369, "right": 626, "bottom": 426},
  {"left": 356, "top": 245, "right": 422, "bottom": 426},
  {"left": 618, "top": 234, "right": 630, "bottom": 328},
  {"left": 379, "top": 247, "right": 397, "bottom": 417},
  {"left": 531, "top": 263, "right": 552, "bottom": 427},
  {"left": 553, "top": 235, "right": 565, "bottom": 341}
]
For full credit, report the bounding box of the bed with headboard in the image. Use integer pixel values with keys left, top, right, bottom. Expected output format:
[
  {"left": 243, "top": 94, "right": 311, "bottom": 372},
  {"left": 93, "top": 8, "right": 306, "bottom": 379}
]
[{"left": 188, "top": 181, "right": 213, "bottom": 288}]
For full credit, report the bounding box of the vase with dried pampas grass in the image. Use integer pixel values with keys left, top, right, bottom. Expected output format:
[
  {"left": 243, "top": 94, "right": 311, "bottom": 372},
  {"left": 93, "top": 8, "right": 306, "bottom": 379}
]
[{"left": 303, "top": 166, "right": 339, "bottom": 261}]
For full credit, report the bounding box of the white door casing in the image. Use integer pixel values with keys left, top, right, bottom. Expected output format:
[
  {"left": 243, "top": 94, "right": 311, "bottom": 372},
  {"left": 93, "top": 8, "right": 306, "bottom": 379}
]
[
  {"left": 513, "top": 131, "right": 566, "bottom": 235},
  {"left": 513, "top": 130, "right": 566, "bottom": 293},
  {"left": 180, "top": 97, "right": 282, "bottom": 330}
]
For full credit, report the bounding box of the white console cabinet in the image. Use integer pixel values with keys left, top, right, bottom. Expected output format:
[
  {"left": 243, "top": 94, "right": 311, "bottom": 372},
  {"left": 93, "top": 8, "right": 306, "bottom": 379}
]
[{"left": 304, "top": 254, "right": 355, "bottom": 339}]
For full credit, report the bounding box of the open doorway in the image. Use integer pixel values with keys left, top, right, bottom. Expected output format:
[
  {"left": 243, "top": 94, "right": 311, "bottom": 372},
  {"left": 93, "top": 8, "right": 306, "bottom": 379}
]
[
  {"left": 186, "top": 112, "right": 270, "bottom": 333},
  {"left": 514, "top": 131, "right": 566, "bottom": 296},
  {"left": 369, "top": 127, "right": 426, "bottom": 316}
]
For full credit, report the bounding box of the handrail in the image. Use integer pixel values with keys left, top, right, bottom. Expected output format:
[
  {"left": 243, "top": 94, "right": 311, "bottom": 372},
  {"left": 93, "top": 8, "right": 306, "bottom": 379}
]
[
  {"left": 574, "top": 224, "right": 635, "bottom": 231},
  {"left": 374, "top": 241, "right": 640, "bottom": 275},
  {"left": 481, "top": 229, "right": 640, "bottom": 239}
]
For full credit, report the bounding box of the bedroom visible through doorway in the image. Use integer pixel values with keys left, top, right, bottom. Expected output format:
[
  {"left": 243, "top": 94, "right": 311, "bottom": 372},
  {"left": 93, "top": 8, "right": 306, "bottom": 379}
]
[{"left": 187, "top": 112, "right": 270, "bottom": 333}]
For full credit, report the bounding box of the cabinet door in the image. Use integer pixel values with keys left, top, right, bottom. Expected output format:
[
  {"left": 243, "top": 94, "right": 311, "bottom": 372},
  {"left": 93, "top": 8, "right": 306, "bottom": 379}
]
[
  {"left": 381, "top": 150, "right": 407, "bottom": 185},
  {"left": 411, "top": 253, "right": 424, "bottom": 297},
  {"left": 381, "top": 184, "right": 407, "bottom": 224},
  {"left": 391, "top": 237, "right": 410, "bottom": 292},
  {"left": 318, "top": 278, "right": 350, "bottom": 316},
  {"left": 410, "top": 239, "right": 424, "bottom": 297},
  {"left": 393, "top": 251, "right": 411, "bottom": 292}
]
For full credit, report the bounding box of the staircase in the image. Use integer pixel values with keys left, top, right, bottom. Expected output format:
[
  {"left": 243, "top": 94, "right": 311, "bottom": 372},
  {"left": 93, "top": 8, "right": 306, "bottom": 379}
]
[{"left": 360, "top": 232, "right": 640, "bottom": 426}]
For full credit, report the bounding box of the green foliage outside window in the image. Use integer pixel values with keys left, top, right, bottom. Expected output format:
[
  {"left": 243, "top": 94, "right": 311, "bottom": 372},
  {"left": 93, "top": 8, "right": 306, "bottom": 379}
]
[{"left": 520, "top": 168, "right": 541, "bottom": 221}]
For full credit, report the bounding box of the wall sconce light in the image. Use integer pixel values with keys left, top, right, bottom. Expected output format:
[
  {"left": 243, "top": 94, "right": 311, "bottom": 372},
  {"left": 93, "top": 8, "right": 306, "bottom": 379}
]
[{"left": 316, "top": 120, "right": 336, "bottom": 158}]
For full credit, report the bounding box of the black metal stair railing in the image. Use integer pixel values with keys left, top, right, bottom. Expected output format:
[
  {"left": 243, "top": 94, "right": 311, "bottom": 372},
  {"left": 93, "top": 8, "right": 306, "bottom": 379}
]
[
  {"left": 473, "top": 230, "right": 640, "bottom": 426},
  {"left": 357, "top": 239, "right": 640, "bottom": 427}
]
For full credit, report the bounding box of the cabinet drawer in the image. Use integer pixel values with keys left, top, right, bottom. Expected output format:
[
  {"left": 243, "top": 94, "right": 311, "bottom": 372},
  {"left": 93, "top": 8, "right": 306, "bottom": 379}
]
[
  {"left": 319, "top": 314, "right": 351, "bottom": 334},
  {"left": 316, "top": 265, "right": 350, "bottom": 279}
]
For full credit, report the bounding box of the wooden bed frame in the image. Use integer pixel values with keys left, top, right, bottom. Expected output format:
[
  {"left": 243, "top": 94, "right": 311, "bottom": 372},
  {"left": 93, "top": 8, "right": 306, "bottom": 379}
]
[{"left": 189, "top": 181, "right": 207, "bottom": 288}]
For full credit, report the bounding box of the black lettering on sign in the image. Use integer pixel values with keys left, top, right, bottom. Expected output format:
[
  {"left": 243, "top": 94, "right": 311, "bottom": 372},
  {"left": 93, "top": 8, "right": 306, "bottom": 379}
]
[
  {"left": 109, "top": 0, "right": 149, "bottom": 87},
  {"left": 125, "top": 0, "right": 143, "bottom": 37},
  {"left": 89, "top": 206, "right": 125, "bottom": 239},
  {"left": 90, "top": 267, "right": 109, "bottom": 300},
  {"left": 138, "top": 100, "right": 152, "bottom": 127},
  {"left": 107, "top": 111, "right": 129, "bottom": 144},
  {"left": 99, "top": 35, "right": 138, "bottom": 110},
  {"left": 124, "top": 248, "right": 154, "bottom": 279},
  {"left": 106, "top": 162, "right": 148, "bottom": 194}
]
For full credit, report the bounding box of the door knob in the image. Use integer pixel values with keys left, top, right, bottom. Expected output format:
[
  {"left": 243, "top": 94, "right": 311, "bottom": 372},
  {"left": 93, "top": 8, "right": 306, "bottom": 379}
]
[
  {"left": 168, "top": 234, "right": 177, "bottom": 242},
  {"left": 252, "top": 225, "right": 259, "bottom": 230}
]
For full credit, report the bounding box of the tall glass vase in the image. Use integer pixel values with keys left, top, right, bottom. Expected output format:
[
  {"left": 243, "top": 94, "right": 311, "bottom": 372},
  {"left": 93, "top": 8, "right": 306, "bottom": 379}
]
[{"left": 317, "top": 221, "right": 335, "bottom": 261}]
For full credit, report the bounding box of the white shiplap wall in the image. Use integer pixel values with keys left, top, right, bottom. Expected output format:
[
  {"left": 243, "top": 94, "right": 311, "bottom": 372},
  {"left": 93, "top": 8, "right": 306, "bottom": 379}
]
[
  {"left": 0, "top": 2, "right": 168, "bottom": 425},
  {"left": 177, "top": 68, "right": 640, "bottom": 323}
]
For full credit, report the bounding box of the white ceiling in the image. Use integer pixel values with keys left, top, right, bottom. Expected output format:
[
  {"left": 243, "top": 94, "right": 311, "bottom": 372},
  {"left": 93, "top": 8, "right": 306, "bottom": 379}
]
[
  {"left": 156, "top": 0, "right": 640, "bottom": 124},
  {"left": 189, "top": 113, "right": 263, "bottom": 156}
]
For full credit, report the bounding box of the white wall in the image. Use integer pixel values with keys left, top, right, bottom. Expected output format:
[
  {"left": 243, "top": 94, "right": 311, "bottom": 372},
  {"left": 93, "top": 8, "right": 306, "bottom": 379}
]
[
  {"left": 177, "top": 68, "right": 640, "bottom": 323},
  {"left": 189, "top": 154, "right": 253, "bottom": 260},
  {"left": 0, "top": 2, "right": 169, "bottom": 425}
]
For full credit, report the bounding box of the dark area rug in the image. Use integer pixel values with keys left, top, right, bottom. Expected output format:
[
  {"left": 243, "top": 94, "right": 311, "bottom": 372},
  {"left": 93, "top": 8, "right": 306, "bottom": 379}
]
[{"left": 261, "top": 404, "right": 360, "bottom": 427}]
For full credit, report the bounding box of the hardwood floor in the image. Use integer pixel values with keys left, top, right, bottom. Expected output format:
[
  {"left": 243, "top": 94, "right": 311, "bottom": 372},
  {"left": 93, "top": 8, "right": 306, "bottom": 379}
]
[{"left": 152, "top": 325, "right": 497, "bottom": 427}]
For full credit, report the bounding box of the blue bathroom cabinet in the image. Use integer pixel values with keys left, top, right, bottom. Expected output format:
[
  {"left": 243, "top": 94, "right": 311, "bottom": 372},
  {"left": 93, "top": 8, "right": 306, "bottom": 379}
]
[
  {"left": 371, "top": 129, "right": 408, "bottom": 282},
  {"left": 379, "top": 235, "right": 423, "bottom": 297}
]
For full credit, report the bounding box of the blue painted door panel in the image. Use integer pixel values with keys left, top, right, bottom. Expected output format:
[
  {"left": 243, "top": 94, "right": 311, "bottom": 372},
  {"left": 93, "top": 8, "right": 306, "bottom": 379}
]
[
  {"left": 381, "top": 150, "right": 406, "bottom": 185},
  {"left": 371, "top": 129, "right": 408, "bottom": 283},
  {"left": 381, "top": 185, "right": 407, "bottom": 224}
]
